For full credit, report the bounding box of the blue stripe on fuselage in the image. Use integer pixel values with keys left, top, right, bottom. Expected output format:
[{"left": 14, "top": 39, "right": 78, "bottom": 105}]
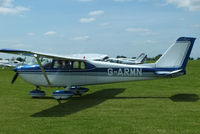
[{"left": 15, "top": 65, "right": 180, "bottom": 74}]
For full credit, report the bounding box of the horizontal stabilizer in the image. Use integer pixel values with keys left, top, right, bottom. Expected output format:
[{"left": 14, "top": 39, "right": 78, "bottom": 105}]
[{"left": 155, "top": 69, "right": 184, "bottom": 77}]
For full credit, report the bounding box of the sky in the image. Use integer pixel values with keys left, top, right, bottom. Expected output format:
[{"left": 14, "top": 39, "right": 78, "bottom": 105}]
[{"left": 0, "top": 0, "right": 200, "bottom": 59}]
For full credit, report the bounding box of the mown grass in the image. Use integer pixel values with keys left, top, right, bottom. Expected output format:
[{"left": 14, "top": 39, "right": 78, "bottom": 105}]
[{"left": 0, "top": 61, "right": 200, "bottom": 134}]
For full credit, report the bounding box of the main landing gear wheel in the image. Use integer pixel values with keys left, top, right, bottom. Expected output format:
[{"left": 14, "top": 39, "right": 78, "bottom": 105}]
[
  {"left": 52, "top": 86, "right": 89, "bottom": 100},
  {"left": 69, "top": 86, "right": 89, "bottom": 96},
  {"left": 52, "top": 90, "right": 74, "bottom": 100},
  {"left": 29, "top": 86, "right": 45, "bottom": 98}
]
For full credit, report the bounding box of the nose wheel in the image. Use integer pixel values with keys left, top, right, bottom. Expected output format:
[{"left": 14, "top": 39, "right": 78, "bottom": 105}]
[{"left": 29, "top": 86, "right": 45, "bottom": 98}]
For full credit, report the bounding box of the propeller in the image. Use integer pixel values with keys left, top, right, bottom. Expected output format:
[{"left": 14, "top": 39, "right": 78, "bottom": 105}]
[{"left": 11, "top": 72, "right": 19, "bottom": 84}]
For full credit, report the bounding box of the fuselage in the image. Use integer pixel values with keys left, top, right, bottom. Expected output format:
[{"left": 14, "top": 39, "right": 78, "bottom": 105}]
[
  {"left": 0, "top": 37, "right": 194, "bottom": 88},
  {"left": 14, "top": 59, "right": 180, "bottom": 87}
]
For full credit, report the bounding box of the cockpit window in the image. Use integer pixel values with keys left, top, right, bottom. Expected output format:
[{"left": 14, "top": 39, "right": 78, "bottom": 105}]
[
  {"left": 53, "top": 60, "right": 67, "bottom": 69},
  {"left": 53, "top": 60, "right": 60, "bottom": 69},
  {"left": 43, "top": 58, "right": 53, "bottom": 69},
  {"left": 44, "top": 62, "right": 52, "bottom": 68}
]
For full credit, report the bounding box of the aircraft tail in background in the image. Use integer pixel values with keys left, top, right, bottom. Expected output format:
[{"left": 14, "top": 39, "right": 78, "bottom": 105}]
[{"left": 135, "top": 53, "right": 147, "bottom": 64}]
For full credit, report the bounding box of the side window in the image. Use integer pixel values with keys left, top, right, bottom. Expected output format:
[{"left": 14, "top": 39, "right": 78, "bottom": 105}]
[
  {"left": 53, "top": 61, "right": 59, "bottom": 68},
  {"left": 64, "top": 60, "right": 71, "bottom": 70},
  {"left": 72, "top": 61, "right": 86, "bottom": 70},
  {"left": 73, "top": 61, "right": 79, "bottom": 69},
  {"left": 80, "top": 62, "right": 85, "bottom": 69},
  {"left": 53, "top": 60, "right": 64, "bottom": 69}
]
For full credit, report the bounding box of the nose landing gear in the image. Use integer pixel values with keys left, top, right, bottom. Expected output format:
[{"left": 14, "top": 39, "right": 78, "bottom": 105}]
[{"left": 29, "top": 86, "right": 45, "bottom": 98}]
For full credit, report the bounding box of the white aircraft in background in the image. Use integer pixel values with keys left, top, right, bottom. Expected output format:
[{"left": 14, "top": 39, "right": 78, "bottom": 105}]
[
  {"left": 0, "top": 59, "right": 24, "bottom": 68},
  {"left": 0, "top": 37, "right": 196, "bottom": 100},
  {"left": 104, "top": 53, "right": 147, "bottom": 64},
  {"left": 0, "top": 59, "right": 9, "bottom": 66}
]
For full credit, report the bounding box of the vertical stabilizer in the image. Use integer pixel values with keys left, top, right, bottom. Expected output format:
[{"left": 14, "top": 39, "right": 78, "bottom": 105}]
[
  {"left": 155, "top": 37, "right": 196, "bottom": 70},
  {"left": 135, "top": 53, "right": 147, "bottom": 64}
]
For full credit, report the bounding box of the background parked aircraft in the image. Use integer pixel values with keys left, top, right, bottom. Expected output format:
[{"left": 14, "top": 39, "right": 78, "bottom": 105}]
[
  {"left": 104, "top": 53, "right": 147, "bottom": 64},
  {"left": 0, "top": 59, "right": 24, "bottom": 68}
]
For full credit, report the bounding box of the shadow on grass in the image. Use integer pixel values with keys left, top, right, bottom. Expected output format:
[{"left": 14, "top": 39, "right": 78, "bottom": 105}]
[
  {"left": 31, "top": 90, "right": 199, "bottom": 117},
  {"left": 32, "top": 96, "right": 55, "bottom": 99},
  {"left": 170, "top": 94, "right": 199, "bottom": 102},
  {"left": 112, "top": 94, "right": 199, "bottom": 102},
  {"left": 31, "top": 88, "right": 125, "bottom": 117}
]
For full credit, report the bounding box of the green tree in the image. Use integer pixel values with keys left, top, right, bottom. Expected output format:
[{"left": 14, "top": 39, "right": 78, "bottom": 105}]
[
  {"left": 155, "top": 54, "right": 162, "bottom": 60},
  {"left": 116, "top": 56, "right": 127, "bottom": 58}
]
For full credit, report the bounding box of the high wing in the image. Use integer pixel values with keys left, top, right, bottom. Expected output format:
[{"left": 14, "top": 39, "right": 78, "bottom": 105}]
[
  {"left": 0, "top": 49, "right": 86, "bottom": 61},
  {"left": 69, "top": 53, "right": 108, "bottom": 61}
]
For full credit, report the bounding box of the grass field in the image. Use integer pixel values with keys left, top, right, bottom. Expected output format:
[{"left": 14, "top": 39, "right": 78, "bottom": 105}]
[{"left": 0, "top": 60, "right": 200, "bottom": 134}]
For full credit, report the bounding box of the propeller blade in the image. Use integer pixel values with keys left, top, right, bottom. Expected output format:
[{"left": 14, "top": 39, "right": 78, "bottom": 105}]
[{"left": 11, "top": 73, "right": 19, "bottom": 84}]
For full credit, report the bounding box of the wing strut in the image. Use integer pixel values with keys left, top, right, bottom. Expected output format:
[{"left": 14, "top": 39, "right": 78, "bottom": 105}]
[{"left": 34, "top": 54, "right": 51, "bottom": 86}]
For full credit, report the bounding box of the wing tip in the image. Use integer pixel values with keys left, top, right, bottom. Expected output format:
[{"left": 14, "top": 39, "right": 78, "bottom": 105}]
[{"left": 0, "top": 48, "right": 25, "bottom": 52}]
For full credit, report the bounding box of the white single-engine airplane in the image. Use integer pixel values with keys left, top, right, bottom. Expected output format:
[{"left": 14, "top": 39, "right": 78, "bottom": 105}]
[
  {"left": 0, "top": 59, "right": 24, "bottom": 68},
  {"left": 0, "top": 37, "right": 196, "bottom": 99},
  {"left": 104, "top": 53, "right": 147, "bottom": 64}
]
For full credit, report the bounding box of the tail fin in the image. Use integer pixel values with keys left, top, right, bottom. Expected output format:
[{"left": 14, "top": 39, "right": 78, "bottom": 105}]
[
  {"left": 135, "top": 53, "right": 147, "bottom": 64},
  {"left": 155, "top": 37, "right": 196, "bottom": 70}
]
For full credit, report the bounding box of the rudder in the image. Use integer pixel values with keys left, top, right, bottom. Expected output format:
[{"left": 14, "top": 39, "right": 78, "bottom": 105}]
[{"left": 155, "top": 37, "right": 196, "bottom": 70}]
